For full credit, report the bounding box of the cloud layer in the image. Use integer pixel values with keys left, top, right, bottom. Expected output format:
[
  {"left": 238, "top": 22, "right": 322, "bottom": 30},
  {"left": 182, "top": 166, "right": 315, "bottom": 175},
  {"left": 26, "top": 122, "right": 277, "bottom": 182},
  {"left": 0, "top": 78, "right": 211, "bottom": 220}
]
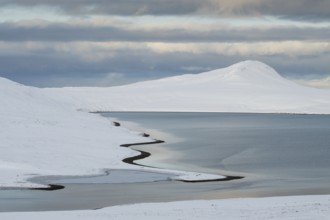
[
  {"left": 0, "top": 1, "right": 329, "bottom": 87},
  {"left": 297, "top": 76, "right": 330, "bottom": 89},
  {"left": 1, "top": 0, "right": 330, "bottom": 20},
  {"left": 1, "top": 20, "right": 330, "bottom": 42}
]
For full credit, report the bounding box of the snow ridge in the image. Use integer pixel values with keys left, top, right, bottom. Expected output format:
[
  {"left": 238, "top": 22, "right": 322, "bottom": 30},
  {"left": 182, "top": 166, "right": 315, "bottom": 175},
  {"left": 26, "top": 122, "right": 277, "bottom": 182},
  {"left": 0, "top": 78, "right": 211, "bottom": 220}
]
[{"left": 46, "top": 60, "right": 330, "bottom": 114}]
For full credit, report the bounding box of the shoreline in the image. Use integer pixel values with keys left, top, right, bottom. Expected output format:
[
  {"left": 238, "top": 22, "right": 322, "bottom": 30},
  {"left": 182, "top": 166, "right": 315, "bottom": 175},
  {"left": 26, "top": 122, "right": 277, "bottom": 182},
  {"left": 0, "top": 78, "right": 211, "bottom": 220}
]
[
  {"left": 118, "top": 124, "right": 243, "bottom": 183},
  {"left": 15, "top": 112, "right": 329, "bottom": 192},
  {"left": 4, "top": 112, "right": 328, "bottom": 213},
  {"left": 5, "top": 128, "right": 241, "bottom": 192},
  {"left": 121, "top": 140, "right": 244, "bottom": 183},
  {"left": 94, "top": 111, "right": 330, "bottom": 116}
]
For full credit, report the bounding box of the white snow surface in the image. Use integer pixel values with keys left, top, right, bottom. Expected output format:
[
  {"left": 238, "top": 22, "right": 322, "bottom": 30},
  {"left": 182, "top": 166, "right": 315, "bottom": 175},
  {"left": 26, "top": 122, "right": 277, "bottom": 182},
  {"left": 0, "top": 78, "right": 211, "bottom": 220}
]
[
  {"left": 46, "top": 60, "right": 330, "bottom": 114},
  {"left": 1, "top": 195, "right": 330, "bottom": 219},
  {"left": 0, "top": 76, "right": 222, "bottom": 188},
  {"left": 2, "top": 60, "right": 330, "bottom": 219},
  {"left": 0, "top": 77, "right": 144, "bottom": 188}
]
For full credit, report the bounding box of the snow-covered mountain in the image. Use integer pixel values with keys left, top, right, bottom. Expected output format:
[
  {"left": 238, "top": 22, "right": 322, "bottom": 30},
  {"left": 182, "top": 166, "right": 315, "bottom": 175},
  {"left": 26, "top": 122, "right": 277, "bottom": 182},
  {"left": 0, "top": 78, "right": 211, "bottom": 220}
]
[{"left": 47, "top": 60, "right": 330, "bottom": 114}]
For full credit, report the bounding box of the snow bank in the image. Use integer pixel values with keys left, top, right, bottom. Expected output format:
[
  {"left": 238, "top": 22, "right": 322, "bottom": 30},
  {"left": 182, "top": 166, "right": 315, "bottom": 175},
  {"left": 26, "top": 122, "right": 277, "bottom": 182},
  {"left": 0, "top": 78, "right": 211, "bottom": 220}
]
[
  {"left": 0, "top": 77, "right": 154, "bottom": 188},
  {"left": 1, "top": 195, "right": 330, "bottom": 219},
  {"left": 46, "top": 60, "right": 330, "bottom": 114},
  {"left": 0, "top": 73, "right": 226, "bottom": 188}
]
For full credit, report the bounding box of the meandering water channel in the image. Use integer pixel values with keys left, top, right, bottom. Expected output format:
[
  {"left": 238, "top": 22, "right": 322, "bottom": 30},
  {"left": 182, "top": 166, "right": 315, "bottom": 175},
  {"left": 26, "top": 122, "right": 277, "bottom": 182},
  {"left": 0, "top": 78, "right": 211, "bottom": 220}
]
[{"left": 1, "top": 112, "right": 330, "bottom": 212}]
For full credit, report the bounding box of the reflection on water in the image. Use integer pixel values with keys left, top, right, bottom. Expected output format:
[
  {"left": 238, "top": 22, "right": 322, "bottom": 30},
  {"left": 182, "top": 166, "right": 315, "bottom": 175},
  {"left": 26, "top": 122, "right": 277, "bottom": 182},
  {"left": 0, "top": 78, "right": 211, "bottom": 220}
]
[{"left": 1, "top": 112, "right": 330, "bottom": 212}]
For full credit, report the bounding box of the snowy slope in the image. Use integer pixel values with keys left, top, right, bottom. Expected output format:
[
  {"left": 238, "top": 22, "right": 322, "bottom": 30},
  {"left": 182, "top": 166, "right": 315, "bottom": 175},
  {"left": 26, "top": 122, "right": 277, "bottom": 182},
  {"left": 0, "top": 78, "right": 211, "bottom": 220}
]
[
  {"left": 2, "top": 61, "right": 330, "bottom": 219},
  {"left": 0, "top": 76, "right": 224, "bottom": 188},
  {"left": 0, "top": 77, "right": 146, "bottom": 188},
  {"left": 46, "top": 60, "right": 330, "bottom": 114}
]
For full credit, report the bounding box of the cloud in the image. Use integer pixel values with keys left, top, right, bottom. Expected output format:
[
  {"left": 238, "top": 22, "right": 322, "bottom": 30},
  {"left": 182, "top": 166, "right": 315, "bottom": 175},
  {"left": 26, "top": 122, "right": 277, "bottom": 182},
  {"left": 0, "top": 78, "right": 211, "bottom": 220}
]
[
  {"left": 2, "top": 41, "right": 329, "bottom": 62},
  {"left": 207, "top": 0, "right": 330, "bottom": 21},
  {"left": 0, "top": 0, "right": 202, "bottom": 16},
  {"left": 202, "top": 0, "right": 264, "bottom": 15},
  {"left": 261, "top": 0, "right": 330, "bottom": 21},
  {"left": 296, "top": 77, "right": 330, "bottom": 89},
  {"left": 1, "top": 0, "right": 330, "bottom": 21},
  {"left": 1, "top": 39, "right": 330, "bottom": 87},
  {"left": 1, "top": 20, "right": 330, "bottom": 43},
  {"left": 146, "top": 41, "right": 330, "bottom": 57},
  {"left": 1, "top": 1, "right": 329, "bottom": 87}
]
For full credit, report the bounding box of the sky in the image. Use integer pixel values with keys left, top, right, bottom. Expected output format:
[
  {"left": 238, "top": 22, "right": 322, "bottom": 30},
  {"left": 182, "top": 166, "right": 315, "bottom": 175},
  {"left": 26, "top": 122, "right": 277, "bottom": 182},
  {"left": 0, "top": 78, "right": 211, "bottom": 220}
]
[{"left": 0, "top": 0, "right": 330, "bottom": 88}]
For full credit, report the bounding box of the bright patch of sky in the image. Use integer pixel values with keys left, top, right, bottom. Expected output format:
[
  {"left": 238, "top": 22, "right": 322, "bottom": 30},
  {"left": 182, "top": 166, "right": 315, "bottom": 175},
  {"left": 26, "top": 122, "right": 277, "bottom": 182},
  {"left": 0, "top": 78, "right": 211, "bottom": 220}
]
[
  {"left": 224, "top": 16, "right": 330, "bottom": 28},
  {"left": 78, "top": 15, "right": 330, "bottom": 28},
  {"left": 0, "top": 6, "right": 72, "bottom": 22}
]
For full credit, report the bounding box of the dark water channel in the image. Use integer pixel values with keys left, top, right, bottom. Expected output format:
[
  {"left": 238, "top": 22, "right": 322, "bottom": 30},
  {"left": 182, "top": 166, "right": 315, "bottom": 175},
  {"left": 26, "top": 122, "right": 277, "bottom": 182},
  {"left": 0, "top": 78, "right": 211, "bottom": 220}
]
[{"left": 1, "top": 112, "right": 330, "bottom": 212}]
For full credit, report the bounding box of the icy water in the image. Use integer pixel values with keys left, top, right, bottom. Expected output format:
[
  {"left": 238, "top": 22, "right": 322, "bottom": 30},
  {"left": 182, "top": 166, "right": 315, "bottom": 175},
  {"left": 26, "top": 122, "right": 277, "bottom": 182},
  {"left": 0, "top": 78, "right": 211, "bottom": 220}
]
[
  {"left": 1, "top": 112, "right": 330, "bottom": 212},
  {"left": 106, "top": 112, "right": 330, "bottom": 179}
]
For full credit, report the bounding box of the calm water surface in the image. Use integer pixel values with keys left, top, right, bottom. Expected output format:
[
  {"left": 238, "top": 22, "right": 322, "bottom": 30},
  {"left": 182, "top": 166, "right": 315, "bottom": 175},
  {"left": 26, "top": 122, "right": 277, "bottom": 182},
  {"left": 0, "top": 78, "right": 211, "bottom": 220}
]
[
  {"left": 106, "top": 112, "right": 330, "bottom": 179},
  {"left": 1, "top": 112, "right": 330, "bottom": 212}
]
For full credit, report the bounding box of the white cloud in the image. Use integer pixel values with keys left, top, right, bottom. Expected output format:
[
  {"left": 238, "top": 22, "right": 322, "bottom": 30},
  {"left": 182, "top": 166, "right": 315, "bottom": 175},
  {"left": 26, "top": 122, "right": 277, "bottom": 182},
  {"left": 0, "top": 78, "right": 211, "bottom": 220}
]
[
  {"left": 0, "top": 5, "right": 70, "bottom": 22},
  {"left": 296, "top": 77, "right": 330, "bottom": 89},
  {"left": 204, "top": 0, "right": 264, "bottom": 15},
  {"left": 1, "top": 41, "right": 329, "bottom": 62},
  {"left": 146, "top": 41, "right": 330, "bottom": 57}
]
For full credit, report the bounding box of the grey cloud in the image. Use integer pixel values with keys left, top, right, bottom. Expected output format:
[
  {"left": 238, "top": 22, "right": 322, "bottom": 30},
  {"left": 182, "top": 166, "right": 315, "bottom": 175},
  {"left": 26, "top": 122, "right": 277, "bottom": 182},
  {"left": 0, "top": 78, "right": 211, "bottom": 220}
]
[
  {"left": 0, "top": 0, "right": 202, "bottom": 16},
  {"left": 1, "top": 42, "right": 329, "bottom": 87},
  {"left": 1, "top": 0, "right": 329, "bottom": 87},
  {"left": 1, "top": 0, "right": 330, "bottom": 21},
  {"left": 1, "top": 22, "right": 330, "bottom": 43},
  {"left": 259, "top": 0, "right": 330, "bottom": 21}
]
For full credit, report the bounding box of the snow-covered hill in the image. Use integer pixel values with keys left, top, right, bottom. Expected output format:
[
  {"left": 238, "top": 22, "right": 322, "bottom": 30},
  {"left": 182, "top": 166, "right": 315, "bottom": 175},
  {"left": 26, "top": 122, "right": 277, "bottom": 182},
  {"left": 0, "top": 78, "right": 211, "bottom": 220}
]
[
  {"left": 0, "top": 76, "right": 149, "bottom": 188},
  {"left": 2, "top": 61, "right": 330, "bottom": 219},
  {"left": 47, "top": 61, "right": 330, "bottom": 114},
  {"left": 0, "top": 74, "right": 223, "bottom": 188},
  {"left": 1, "top": 60, "right": 330, "bottom": 188}
]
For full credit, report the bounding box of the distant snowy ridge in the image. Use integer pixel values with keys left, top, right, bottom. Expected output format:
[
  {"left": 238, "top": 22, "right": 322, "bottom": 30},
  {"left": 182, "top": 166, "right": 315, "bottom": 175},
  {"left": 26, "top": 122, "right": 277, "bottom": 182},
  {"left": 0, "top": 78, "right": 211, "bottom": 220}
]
[{"left": 46, "top": 60, "right": 330, "bottom": 114}]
